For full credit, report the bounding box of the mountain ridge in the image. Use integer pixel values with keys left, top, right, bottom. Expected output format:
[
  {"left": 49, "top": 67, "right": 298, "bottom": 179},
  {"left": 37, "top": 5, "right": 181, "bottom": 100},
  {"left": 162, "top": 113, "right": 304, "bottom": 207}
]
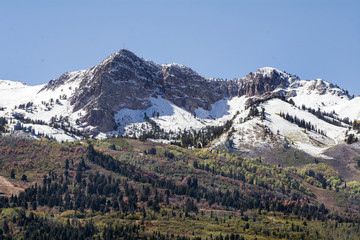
[
  {"left": 39, "top": 50, "right": 353, "bottom": 131},
  {"left": 0, "top": 49, "right": 359, "bottom": 159}
]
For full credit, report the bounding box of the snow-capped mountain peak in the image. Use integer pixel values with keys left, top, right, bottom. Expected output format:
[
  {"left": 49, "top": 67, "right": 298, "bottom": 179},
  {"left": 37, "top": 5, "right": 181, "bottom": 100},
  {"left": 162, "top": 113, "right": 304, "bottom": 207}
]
[
  {"left": 0, "top": 49, "right": 359, "bottom": 159},
  {"left": 255, "top": 67, "right": 292, "bottom": 79}
]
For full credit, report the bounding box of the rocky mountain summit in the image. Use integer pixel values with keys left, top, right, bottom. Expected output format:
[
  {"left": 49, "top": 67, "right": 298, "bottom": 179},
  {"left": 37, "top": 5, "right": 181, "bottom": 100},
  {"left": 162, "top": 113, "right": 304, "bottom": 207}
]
[
  {"left": 39, "top": 49, "right": 351, "bottom": 134},
  {"left": 41, "top": 50, "right": 235, "bottom": 133}
]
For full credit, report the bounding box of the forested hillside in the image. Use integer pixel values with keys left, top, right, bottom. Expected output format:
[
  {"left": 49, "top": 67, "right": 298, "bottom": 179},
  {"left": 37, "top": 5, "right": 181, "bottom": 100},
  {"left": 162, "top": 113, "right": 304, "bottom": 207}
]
[{"left": 0, "top": 136, "right": 359, "bottom": 239}]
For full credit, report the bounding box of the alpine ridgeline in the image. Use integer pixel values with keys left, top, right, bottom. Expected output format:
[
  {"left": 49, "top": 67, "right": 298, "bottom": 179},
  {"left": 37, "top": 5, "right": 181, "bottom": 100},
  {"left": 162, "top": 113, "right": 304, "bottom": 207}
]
[{"left": 1, "top": 49, "right": 359, "bottom": 159}]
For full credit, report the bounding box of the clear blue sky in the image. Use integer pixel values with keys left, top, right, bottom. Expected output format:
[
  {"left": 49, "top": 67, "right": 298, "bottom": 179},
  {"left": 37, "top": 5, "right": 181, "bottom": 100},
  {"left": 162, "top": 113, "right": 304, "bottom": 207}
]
[{"left": 1, "top": 0, "right": 359, "bottom": 95}]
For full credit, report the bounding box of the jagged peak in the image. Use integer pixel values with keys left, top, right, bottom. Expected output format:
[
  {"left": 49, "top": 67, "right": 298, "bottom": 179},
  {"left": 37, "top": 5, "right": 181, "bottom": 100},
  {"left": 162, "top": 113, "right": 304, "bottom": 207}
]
[
  {"left": 100, "top": 49, "right": 141, "bottom": 65},
  {"left": 256, "top": 66, "right": 280, "bottom": 74},
  {"left": 315, "top": 78, "right": 327, "bottom": 86},
  {"left": 98, "top": 49, "right": 162, "bottom": 75},
  {"left": 113, "top": 49, "right": 139, "bottom": 59},
  {"left": 243, "top": 67, "right": 293, "bottom": 84},
  {"left": 162, "top": 63, "right": 187, "bottom": 69},
  {"left": 161, "top": 63, "right": 202, "bottom": 78},
  {"left": 255, "top": 67, "right": 295, "bottom": 79}
]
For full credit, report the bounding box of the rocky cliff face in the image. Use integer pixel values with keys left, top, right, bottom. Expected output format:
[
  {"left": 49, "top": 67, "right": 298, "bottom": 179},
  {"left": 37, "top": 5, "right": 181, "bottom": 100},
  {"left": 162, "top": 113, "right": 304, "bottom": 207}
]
[
  {"left": 234, "top": 67, "right": 298, "bottom": 104},
  {"left": 160, "top": 64, "right": 231, "bottom": 113},
  {"left": 41, "top": 50, "right": 350, "bottom": 135}
]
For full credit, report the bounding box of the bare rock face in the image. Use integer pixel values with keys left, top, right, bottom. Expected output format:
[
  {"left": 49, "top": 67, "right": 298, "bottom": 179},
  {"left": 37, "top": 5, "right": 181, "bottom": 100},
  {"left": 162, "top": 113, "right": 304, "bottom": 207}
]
[
  {"left": 237, "top": 67, "right": 294, "bottom": 97},
  {"left": 161, "top": 64, "right": 230, "bottom": 113}
]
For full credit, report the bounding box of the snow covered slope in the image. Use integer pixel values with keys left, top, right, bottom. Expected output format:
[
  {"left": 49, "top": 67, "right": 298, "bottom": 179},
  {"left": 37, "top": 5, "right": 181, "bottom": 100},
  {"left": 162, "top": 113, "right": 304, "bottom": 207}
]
[
  {"left": 113, "top": 96, "right": 247, "bottom": 138},
  {"left": 330, "top": 97, "right": 360, "bottom": 121},
  {"left": 0, "top": 80, "right": 28, "bottom": 90},
  {"left": 0, "top": 80, "right": 44, "bottom": 108},
  {"left": 208, "top": 98, "right": 354, "bottom": 158},
  {"left": 290, "top": 79, "right": 350, "bottom": 109},
  {"left": 0, "top": 74, "right": 84, "bottom": 142}
]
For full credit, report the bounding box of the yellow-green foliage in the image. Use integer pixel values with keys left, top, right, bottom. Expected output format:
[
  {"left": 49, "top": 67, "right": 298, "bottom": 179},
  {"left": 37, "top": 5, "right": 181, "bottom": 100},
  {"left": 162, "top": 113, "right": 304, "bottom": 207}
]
[
  {"left": 192, "top": 149, "right": 312, "bottom": 196},
  {"left": 347, "top": 181, "right": 360, "bottom": 193},
  {"left": 60, "top": 210, "right": 85, "bottom": 218},
  {"left": 299, "top": 163, "right": 343, "bottom": 189},
  {"left": 0, "top": 207, "right": 21, "bottom": 218},
  {"left": 311, "top": 163, "right": 338, "bottom": 176}
]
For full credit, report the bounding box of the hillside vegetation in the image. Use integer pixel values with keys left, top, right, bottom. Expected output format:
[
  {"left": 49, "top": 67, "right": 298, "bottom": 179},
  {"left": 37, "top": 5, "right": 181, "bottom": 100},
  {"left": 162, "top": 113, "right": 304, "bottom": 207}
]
[{"left": 0, "top": 136, "right": 359, "bottom": 239}]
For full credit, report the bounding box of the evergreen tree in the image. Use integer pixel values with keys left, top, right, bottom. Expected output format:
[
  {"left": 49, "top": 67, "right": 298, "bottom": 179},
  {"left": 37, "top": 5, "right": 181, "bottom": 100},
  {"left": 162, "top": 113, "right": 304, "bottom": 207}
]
[
  {"left": 11, "top": 169, "right": 15, "bottom": 179},
  {"left": 21, "top": 174, "right": 27, "bottom": 182},
  {"left": 2, "top": 221, "right": 9, "bottom": 234}
]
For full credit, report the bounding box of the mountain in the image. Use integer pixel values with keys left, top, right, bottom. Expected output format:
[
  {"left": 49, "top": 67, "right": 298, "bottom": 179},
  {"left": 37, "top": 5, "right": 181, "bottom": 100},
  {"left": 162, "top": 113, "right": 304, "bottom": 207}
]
[
  {"left": 40, "top": 50, "right": 232, "bottom": 134},
  {"left": 0, "top": 49, "right": 359, "bottom": 159},
  {"left": 2, "top": 50, "right": 360, "bottom": 239}
]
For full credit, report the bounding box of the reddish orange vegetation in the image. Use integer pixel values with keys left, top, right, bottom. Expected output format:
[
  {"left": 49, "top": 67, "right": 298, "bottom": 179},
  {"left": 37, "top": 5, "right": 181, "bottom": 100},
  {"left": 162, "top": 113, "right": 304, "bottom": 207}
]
[{"left": 75, "top": 146, "right": 85, "bottom": 154}]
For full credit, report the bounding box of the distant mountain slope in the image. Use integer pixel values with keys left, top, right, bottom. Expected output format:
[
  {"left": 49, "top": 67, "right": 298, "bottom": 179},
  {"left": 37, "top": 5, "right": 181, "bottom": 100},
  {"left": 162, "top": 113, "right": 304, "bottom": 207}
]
[{"left": 211, "top": 98, "right": 350, "bottom": 158}]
